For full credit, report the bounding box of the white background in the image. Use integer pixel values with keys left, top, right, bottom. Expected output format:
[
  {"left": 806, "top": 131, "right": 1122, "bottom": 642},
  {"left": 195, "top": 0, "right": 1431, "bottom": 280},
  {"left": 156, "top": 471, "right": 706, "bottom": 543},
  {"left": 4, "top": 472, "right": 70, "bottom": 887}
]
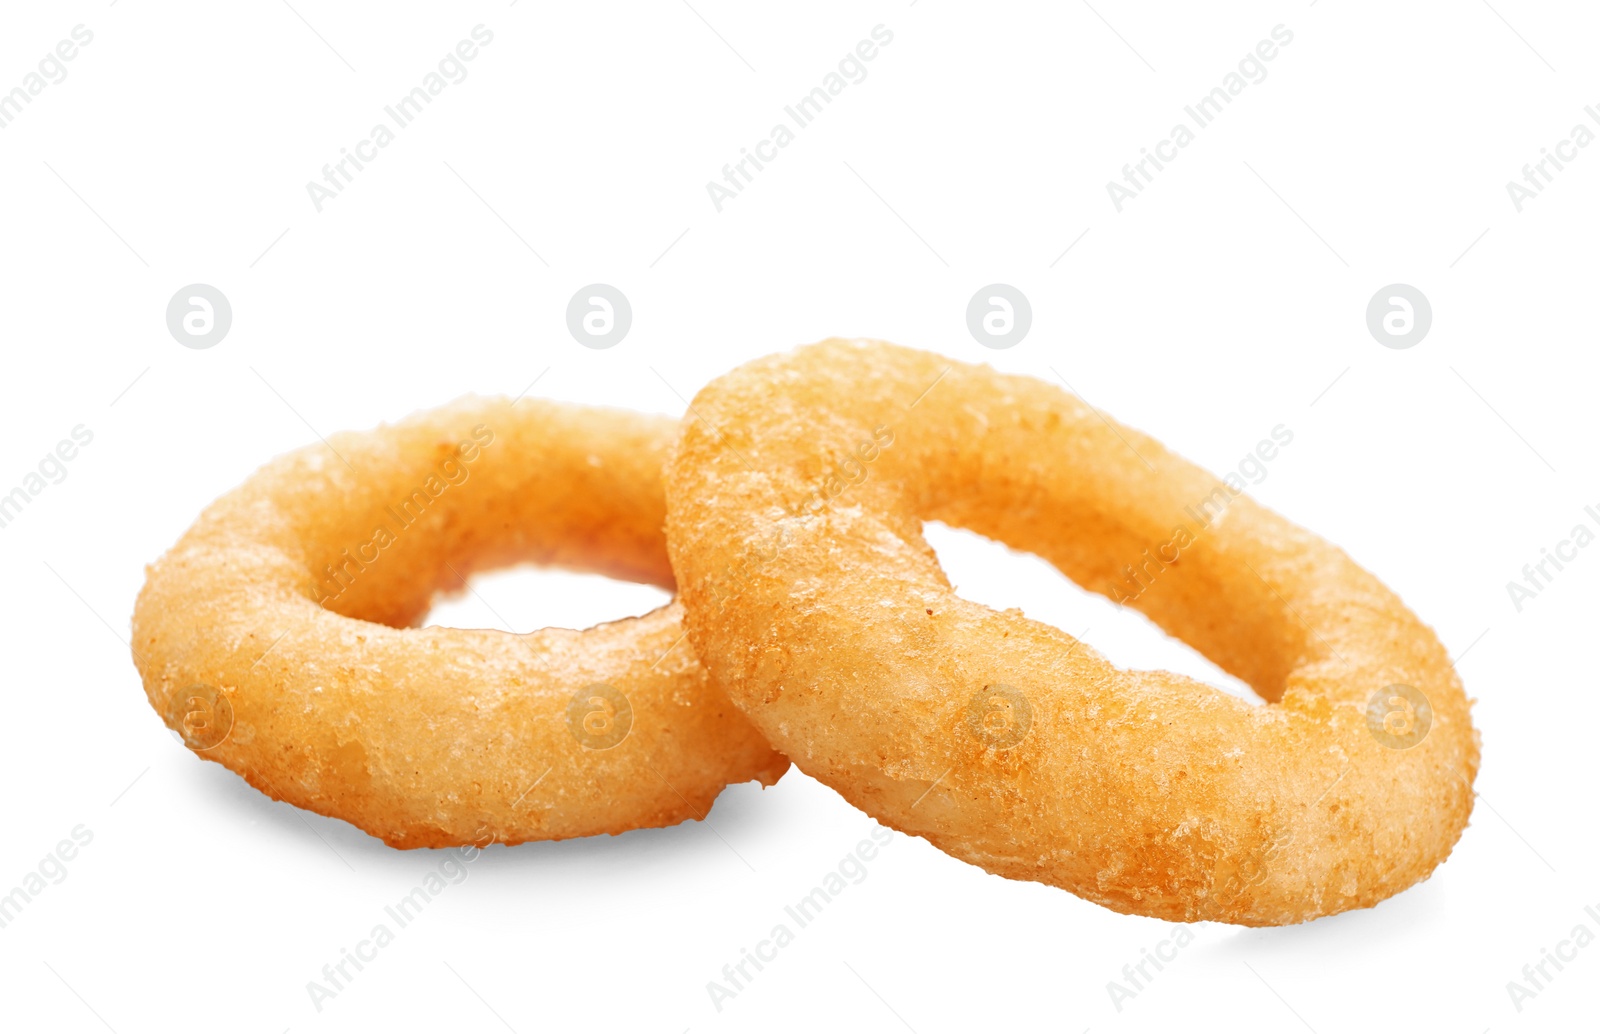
[{"left": 1, "top": 1, "right": 1595, "bottom": 1031}]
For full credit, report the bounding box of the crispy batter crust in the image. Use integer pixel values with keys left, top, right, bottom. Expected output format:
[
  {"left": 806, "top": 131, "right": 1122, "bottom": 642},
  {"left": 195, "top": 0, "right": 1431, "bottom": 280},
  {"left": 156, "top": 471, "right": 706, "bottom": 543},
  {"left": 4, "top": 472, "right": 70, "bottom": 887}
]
[
  {"left": 133, "top": 396, "right": 786, "bottom": 848},
  {"left": 665, "top": 340, "right": 1478, "bottom": 925}
]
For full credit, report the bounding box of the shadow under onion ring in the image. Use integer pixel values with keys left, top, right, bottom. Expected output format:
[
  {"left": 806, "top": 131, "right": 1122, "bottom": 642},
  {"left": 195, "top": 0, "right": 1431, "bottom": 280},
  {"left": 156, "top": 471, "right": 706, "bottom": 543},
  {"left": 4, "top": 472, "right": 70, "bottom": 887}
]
[
  {"left": 663, "top": 340, "right": 1478, "bottom": 925},
  {"left": 133, "top": 397, "right": 787, "bottom": 848}
]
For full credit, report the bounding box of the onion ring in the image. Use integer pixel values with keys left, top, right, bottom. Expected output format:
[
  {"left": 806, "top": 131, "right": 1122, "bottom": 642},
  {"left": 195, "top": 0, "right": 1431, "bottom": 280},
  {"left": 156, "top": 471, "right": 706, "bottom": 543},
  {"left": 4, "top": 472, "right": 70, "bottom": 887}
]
[
  {"left": 133, "top": 396, "right": 786, "bottom": 848},
  {"left": 664, "top": 340, "right": 1479, "bottom": 925}
]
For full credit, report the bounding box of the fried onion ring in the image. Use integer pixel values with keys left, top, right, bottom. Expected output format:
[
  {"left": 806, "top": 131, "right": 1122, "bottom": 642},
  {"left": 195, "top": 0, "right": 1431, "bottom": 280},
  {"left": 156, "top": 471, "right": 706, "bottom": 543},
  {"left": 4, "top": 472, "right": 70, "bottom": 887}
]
[
  {"left": 133, "top": 397, "right": 786, "bottom": 848},
  {"left": 664, "top": 340, "right": 1478, "bottom": 925}
]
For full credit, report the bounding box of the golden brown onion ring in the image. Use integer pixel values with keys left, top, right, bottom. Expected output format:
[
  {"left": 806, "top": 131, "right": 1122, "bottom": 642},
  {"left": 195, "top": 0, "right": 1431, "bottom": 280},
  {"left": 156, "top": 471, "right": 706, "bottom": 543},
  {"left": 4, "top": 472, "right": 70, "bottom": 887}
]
[
  {"left": 664, "top": 340, "right": 1478, "bottom": 925},
  {"left": 133, "top": 396, "right": 786, "bottom": 848}
]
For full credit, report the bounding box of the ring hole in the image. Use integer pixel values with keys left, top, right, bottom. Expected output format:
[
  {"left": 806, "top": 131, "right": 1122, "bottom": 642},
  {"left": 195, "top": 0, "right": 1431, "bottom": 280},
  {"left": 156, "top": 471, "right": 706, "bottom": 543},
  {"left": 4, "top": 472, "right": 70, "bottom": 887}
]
[
  {"left": 422, "top": 565, "right": 673, "bottom": 634},
  {"left": 922, "top": 521, "right": 1258, "bottom": 704}
]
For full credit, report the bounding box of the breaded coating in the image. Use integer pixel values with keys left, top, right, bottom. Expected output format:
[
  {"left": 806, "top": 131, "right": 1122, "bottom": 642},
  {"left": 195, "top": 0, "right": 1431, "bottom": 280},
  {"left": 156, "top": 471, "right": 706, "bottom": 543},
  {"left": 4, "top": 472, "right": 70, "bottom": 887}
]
[
  {"left": 134, "top": 397, "right": 786, "bottom": 848},
  {"left": 665, "top": 340, "right": 1477, "bottom": 925}
]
